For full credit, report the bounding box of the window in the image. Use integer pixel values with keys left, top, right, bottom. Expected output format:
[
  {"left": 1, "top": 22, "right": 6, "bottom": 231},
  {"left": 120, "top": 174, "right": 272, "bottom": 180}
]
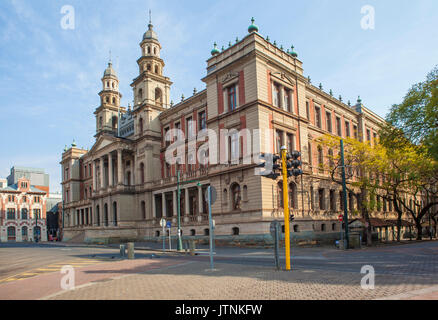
[
  {"left": 155, "top": 88, "right": 162, "bottom": 106},
  {"left": 198, "top": 111, "right": 206, "bottom": 130},
  {"left": 339, "top": 191, "right": 344, "bottom": 210},
  {"left": 175, "top": 122, "right": 182, "bottom": 141},
  {"left": 273, "top": 83, "right": 281, "bottom": 108},
  {"left": 231, "top": 183, "right": 241, "bottom": 210},
  {"left": 345, "top": 121, "right": 350, "bottom": 137},
  {"left": 325, "top": 111, "right": 332, "bottom": 133},
  {"left": 139, "top": 118, "right": 143, "bottom": 134},
  {"left": 366, "top": 129, "right": 371, "bottom": 142},
  {"left": 328, "top": 149, "right": 334, "bottom": 169},
  {"left": 373, "top": 132, "right": 378, "bottom": 143},
  {"left": 353, "top": 125, "right": 358, "bottom": 139},
  {"left": 329, "top": 190, "right": 336, "bottom": 211},
  {"left": 140, "top": 163, "right": 145, "bottom": 184},
  {"left": 310, "top": 186, "right": 315, "bottom": 210},
  {"left": 287, "top": 134, "right": 294, "bottom": 153},
  {"left": 315, "top": 106, "right": 321, "bottom": 128},
  {"left": 318, "top": 189, "right": 325, "bottom": 210},
  {"left": 289, "top": 182, "right": 297, "bottom": 209},
  {"left": 276, "top": 130, "right": 284, "bottom": 154},
  {"left": 232, "top": 227, "right": 240, "bottom": 236},
  {"left": 308, "top": 142, "right": 312, "bottom": 166},
  {"left": 186, "top": 117, "right": 194, "bottom": 139},
  {"left": 229, "top": 132, "right": 239, "bottom": 162},
  {"left": 228, "top": 85, "right": 237, "bottom": 111},
  {"left": 7, "top": 208, "right": 15, "bottom": 220},
  {"left": 33, "top": 209, "right": 41, "bottom": 219},
  {"left": 284, "top": 88, "right": 292, "bottom": 112},
  {"left": 138, "top": 88, "right": 143, "bottom": 100},
  {"left": 306, "top": 101, "right": 310, "bottom": 120},
  {"left": 278, "top": 182, "right": 284, "bottom": 208},
  {"left": 336, "top": 117, "right": 342, "bottom": 136},
  {"left": 321, "top": 224, "right": 326, "bottom": 232},
  {"left": 317, "top": 146, "right": 324, "bottom": 167}
]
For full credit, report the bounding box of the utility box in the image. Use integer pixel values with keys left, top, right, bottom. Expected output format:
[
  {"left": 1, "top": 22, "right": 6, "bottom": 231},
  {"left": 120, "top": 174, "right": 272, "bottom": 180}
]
[
  {"left": 349, "top": 233, "right": 361, "bottom": 249},
  {"left": 189, "top": 239, "right": 196, "bottom": 256},
  {"left": 127, "top": 242, "right": 135, "bottom": 259},
  {"left": 120, "top": 244, "right": 126, "bottom": 257}
]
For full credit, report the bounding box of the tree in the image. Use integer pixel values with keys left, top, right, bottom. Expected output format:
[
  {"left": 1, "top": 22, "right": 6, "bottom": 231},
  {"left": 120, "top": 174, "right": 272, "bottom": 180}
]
[
  {"left": 378, "top": 125, "right": 438, "bottom": 240},
  {"left": 317, "top": 135, "right": 383, "bottom": 246},
  {"left": 387, "top": 65, "right": 438, "bottom": 160}
]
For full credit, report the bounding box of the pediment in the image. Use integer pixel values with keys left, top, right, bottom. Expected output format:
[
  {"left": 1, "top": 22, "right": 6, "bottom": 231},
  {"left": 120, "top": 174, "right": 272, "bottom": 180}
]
[{"left": 88, "top": 135, "right": 118, "bottom": 155}]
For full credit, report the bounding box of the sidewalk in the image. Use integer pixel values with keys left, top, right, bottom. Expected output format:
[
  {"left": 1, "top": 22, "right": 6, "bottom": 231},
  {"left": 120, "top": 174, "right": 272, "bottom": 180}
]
[{"left": 42, "top": 259, "right": 438, "bottom": 300}]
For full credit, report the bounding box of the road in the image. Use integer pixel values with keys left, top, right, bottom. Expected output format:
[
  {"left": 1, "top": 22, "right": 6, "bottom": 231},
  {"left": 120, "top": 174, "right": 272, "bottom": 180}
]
[{"left": 0, "top": 240, "right": 437, "bottom": 300}]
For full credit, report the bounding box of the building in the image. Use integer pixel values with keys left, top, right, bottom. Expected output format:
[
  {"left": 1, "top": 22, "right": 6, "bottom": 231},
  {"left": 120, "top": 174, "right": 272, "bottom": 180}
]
[
  {"left": 0, "top": 177, "right": 48, "bottom": 242},
  {"left": 7, "top": 167, "right": 50, "bottom": 194},
  {"left": 61, "top": 17, "right": 410, "bottom": 245}
]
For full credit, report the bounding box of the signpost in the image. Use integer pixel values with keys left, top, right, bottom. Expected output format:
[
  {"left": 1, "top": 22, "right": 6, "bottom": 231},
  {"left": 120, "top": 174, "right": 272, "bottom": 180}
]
[
  {"left": 167, "top": 221, "right": 172, "bottom": 251},
  {"left": 160, "top": 218, "right": 166, "bottom": 252},
  {"left": 206, "top": 186, "right": 217, "bottom": 270},
  {"left": 270, "top": 220, "right": 281, "bottom": 270}
]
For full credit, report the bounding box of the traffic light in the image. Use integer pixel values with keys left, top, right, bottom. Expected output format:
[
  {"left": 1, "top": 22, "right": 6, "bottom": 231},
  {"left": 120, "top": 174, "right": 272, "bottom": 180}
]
[
  {"left": 257, "top": 153, "right": 282, "bottom": 180},
  {"left": 289, "top": 214, "right": 295, "bottom": 222},
  {"left": 287, "top": 151, "right": 303, "bottom": 177}
]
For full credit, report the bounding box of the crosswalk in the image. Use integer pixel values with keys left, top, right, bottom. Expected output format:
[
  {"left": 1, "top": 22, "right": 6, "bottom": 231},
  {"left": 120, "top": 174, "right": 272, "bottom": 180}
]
[{"left": 0, "top": 258, "right": 111, "bottom": 284}]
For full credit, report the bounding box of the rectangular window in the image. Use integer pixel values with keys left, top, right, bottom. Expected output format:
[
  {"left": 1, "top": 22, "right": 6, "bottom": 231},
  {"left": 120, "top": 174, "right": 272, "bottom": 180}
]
[
  {"left": 330, "top": 190, "right": 336, "bottom": 211},
  {"left": 318, "top": 189, "right": 325, "bottom": 210},
  {"left": 7, "top": 208, "right": 15, "bottom": 220},
  {"left": 276, "top": 130, "right": 284, "bottom": 154},
  {"left": 336, "top": 117, "right": 342, "bottom": 136},
  {"left": 284, "top": 88, "right": 291, "bottom": 112},
  {"left": 308, "top": 142, "right": 312, "bottom": 166},
  {"left": 366, "top": 129, "right": 371, "bottom": 141},
  {"left": 186, "top": 117, "right": 194, "bottom": 139},
  {"left": 198, "top": 111, "right": 206, "bottom": 130},
  {"left": 345, "top": 121, "right": 350, "bottom": 137},
  {"left": 315, "top": 106, "right": 321, "bottom": 128},
  {"left": 273, "top": 83, "right": 281, "bottom": 108},
  {"left": 175, "top": 122, "right": 182, "bottom": 141},
  {"left": 373, "top": 132, "right": 378, "bottom": 142},
  {"left": 339, "top": 191, "right": 344, "bottom": 211},
  {"left": 353, "top": 125, "right": 358, "bottom": 139},
  {"left": 306, "top": 101, "right": 310, "bottom": 120},
  {"left": 228, "top": 85, "right": 237, "bottom": 111},
  {"left": 325, "top": 111, "right": 332, "bottom": 133},
  {"left": 164, "top": 127, "right": 170, "bottom": 147},
  {"left": 287, "top": 133, "right": 294, "bottom": 152},
  {"left": 21, "top": 209, "right": 28, "bottom": 220}
]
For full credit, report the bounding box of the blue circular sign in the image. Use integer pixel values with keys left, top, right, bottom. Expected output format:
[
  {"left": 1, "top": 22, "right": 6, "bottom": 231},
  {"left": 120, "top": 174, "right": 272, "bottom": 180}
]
[{"left": 166, "top": 221, "right": 172, "bottom": 228}]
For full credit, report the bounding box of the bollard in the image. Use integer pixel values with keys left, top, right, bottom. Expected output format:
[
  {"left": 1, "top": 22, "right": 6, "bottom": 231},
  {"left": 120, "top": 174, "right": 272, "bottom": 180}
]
[
  {"left": 189, "top": 239, "right": 196, "bottom": 256},
  {"left": 127, "top": 242, "right": 135, "bottom": 259},
  {"left": 120, "top": 244, "right": 126, "bottom": 257}
]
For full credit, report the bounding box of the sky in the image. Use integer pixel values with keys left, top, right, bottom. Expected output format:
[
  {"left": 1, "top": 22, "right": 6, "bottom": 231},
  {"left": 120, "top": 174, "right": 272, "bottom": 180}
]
[{"left": 0, "top": 0, "right": 437, "bottom": 193}]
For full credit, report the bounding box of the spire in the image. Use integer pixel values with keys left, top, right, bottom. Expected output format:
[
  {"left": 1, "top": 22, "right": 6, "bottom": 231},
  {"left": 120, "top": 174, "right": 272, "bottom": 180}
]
[
  {"left": 143, "top": 10, "right": 158, "bottom": 41},
  {"left": 248, "top": 17, "right": 259, "bottom": 33}
]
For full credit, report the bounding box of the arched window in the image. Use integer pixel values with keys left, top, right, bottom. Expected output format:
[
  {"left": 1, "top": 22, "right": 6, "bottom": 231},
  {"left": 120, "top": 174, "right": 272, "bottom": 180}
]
[
  {"left": 154, "top": 65, "right": 158, "bottom": 74},
  {"left": 22, "top": 226, "right": 28, "bottom": 241},
  {"left": 7, "top": 227, "right": 16, "bottom": 241},
  {"left": 147, "top": 64, "right": 151, "bottom": 71},
  {"left": 230, "top": 183, "right": 241, "bottom": 210},
  {"left": 204, "top": 228, "right": 209, "bottom": 236},
  {"left": 293, "top": 225, "right": 299, "bottom": 233},
  {"left": 155, "top": 230, "right": 160, "bottom": 237},
  {"left": 141, "top": 201, "right": 146, "bottom": 219},
  {"left": 153, "top": 47, "right": 157, "bottom": 55},
  {"left": 190, "top": 229, "right": 196, "bottom": 236},
  {"left": 232, "top": 227, "right": 240, "bottom": 236},
  {"left": 112, "top": 97, "right": 116, "bottom": 104},
  {"left": 147, "top": 46, "right": 151, "bottom": 54},
  {"left": 155, "top": 88, "right": 162, "bottom": 106},
  {"left": 289, "top": 182, "right": 297, "bottom": 209},
  {"left": 140, "top": 163, "right": 145, "bottom": 184},
  {"left": 332, "top": 223, "right": 336, "bottom": 231},
  {"left": 223, "top": 189, "right": 228, "bottom": 205},
  {"left": 105, "top": 97, "right": 109, "bottom": 103},
  {"left": 242, "top": 185, "right": 248, "bottom": 202},
  {"left": 126, "top": 171, "right": 131, "bottom": 186},
  {"left": 321, "top": 224, "right": 326, "bottom": 232},
  {"left": 139, "top": 118, "right": 143, "bottom": 134},
  {"left": 112, "top": 82, "right": 115, "bottom": 89},
  {"left": 104, "top": 203, "right": 109, "bottom": 227},
  {"left": 96, "top": 205, "right": 100, "bottom": 226},
  {"left": 113, "top": 202, "right": 117, "bottom": 226},
  {"left": 112, "top": 116, "right": 118, "bottom": 131},
  {"left": 138, "top": 88, "right": 143, "bottom": 100},
  {"left": 277, "top": 181, "right": 284, "bottom": 208},
  {"left": 99, "top": 116, "right": 103, "bottom": 128}
]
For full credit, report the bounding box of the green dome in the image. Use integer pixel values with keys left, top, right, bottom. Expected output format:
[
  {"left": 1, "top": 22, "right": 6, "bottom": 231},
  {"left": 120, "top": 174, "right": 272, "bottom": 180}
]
[
  {"left": 248, "top": 17, "right": 259, "bottom": 33},
  {"left": 289, "top": 45, "right": 298, "bottom": 58},
  {"left": 211, "top": 42, "right": 220, "bottom": 56}
]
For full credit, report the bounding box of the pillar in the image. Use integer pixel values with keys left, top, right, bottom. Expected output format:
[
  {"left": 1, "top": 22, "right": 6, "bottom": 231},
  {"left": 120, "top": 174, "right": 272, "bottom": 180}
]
[
  {"left": 162, "top": 193, "right": 166, "bottom": 218},
  {"left": 152, "top": 193, "right": 156, "bottom": 218},
  {"left": 117, "top": 150, "right": 123, "bottom": 186},
  {"left": 198, "top": 186, "right": 203, "bottom": 215},
  {"left": 100, "top": 157, "right": 104, "bottom": 190},
  {"left": 173, "top": 190, "right": 177, "bottom": 216},
  {"left": 108, "top": 153, "right": 113, "bottom": 187},
  {"left": 185, "top": 188, "right": 190, "bottom": 215},
  {"left": 93, "top": 161, "right": 97, "bottom": 191}
]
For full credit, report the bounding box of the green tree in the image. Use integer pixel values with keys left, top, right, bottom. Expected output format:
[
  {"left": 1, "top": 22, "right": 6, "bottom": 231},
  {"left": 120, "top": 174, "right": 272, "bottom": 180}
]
[{"left": 387, "top": 65, "right": 438, "bottom": 160}]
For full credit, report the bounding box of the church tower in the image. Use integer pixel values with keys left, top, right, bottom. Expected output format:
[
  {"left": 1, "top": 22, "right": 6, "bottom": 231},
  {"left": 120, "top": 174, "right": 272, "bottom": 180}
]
[{"left": 94, "top": 61, "right": 124, "bottom": 138}]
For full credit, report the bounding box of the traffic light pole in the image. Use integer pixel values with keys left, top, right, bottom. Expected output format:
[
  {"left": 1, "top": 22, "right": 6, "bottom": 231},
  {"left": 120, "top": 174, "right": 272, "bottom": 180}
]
[
  {"left": 281, "top": 146, "right": 291, "bottom": 271},
  {"left": 340, "top": 139, "right": 350, "bottom": 249}
]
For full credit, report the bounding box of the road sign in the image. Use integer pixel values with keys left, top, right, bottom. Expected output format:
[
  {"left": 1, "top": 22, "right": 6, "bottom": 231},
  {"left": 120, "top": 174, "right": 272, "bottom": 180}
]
[
  {"left": 338, "top": 214, "right": 343, "bottom": 222},
  {"left": 166, "top": 221, "right": 172, "bottom": 228},
  {"left": 160, "top": 218, "right": 166, "bottom": 227},
  {"left": 205, "top": 186, "right": 217, "bottom": 205}
]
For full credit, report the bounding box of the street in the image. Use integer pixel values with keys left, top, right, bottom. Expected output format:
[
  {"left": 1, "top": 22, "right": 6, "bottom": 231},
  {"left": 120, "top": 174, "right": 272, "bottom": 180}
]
[{"left": 1, "top": 240, "right": 438, "bottom": 300}]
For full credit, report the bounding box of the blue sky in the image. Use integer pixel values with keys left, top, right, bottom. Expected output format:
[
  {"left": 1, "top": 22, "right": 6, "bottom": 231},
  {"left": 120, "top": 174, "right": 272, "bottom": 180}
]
[{"left": 0, "top": 0, "right": 437, "bottom": 192}]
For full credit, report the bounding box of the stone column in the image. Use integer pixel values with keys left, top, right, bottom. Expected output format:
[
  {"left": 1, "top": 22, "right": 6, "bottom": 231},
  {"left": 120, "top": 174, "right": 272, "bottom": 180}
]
[
  {"left": 185, "top": 188, "right": 190, "bottom": 215},
  {"left": 100, "top": 157, "right": 104, "bottom": 190},
  {"left": 117, "top": 150, "right": 123, "bottom": 186},
  {"left": 173, "top": 190, "right": 177, "bottom": 216},
  {"left": 198, "top": 186, "right": 203, "bottom": 215},
  {"left": 93, "top": 161, "right": 97, "bottom": 191},
  {"left": 162, "top": 193, "right": 167, "bottom": 218},
  {"left": 152, "top": 193, "right": 156, "bottom": 218},
  {"left": 108, "top": 153, "right": 113, "bottom": 187}
]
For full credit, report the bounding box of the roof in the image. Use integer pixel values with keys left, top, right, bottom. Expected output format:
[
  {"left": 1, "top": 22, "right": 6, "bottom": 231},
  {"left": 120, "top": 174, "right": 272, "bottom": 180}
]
[{"left": 0, "top": 183, "right": 46, "bottom": 194}]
